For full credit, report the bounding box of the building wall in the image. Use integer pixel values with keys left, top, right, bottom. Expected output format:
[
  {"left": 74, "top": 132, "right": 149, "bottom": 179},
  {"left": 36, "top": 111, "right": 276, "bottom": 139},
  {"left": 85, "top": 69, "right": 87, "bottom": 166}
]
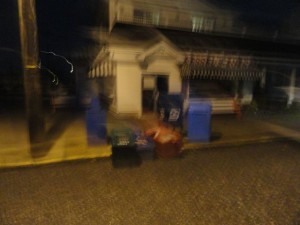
[
  {"left": 241, "top": 81, "right": 254, "bottom": 105},
  {"left": 112, "top": 59, "right": 181, "bottom": 116},
  {"left": 110, "top": 0, "right": 235, "bottom": 34},
  {"left": 106, "top": 41, "right": 183, "bottom": 116},
  {"left": 115, "top": 62, "right": 142, "bottom": 116},
  {"left": 109, "top": 0, "right": 117, "bottom": 31},
  {"left": 146, "top": 59, "right": 182, "bottom": 93}
]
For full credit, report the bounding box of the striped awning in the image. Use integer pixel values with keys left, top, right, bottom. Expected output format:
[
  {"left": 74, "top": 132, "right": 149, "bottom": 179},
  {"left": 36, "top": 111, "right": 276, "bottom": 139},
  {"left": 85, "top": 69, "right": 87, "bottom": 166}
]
[
  {"left": 180, "top": 54, "right": 265, "bottom": 81},
  {"left": 181, "top": 67, "right": 265, "bottom": 80},
  {"left": 88, "top": 60, "right": 116, "bottom": 78}
]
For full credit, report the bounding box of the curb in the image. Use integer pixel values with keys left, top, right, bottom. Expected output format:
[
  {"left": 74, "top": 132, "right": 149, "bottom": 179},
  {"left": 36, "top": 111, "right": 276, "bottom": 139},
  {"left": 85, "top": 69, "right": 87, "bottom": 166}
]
[
  {"left": 182, "top": 136, "right": 287, "bottom": 151},
  {"left": 0, "top": 136, "right": 287, "bottom": 169}
]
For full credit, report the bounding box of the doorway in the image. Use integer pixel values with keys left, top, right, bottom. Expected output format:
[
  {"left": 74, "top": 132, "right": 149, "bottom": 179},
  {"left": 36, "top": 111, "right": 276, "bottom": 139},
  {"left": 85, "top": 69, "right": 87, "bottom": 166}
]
[{"left": 142, "top": 75, "right": 168, "bottom": 113}]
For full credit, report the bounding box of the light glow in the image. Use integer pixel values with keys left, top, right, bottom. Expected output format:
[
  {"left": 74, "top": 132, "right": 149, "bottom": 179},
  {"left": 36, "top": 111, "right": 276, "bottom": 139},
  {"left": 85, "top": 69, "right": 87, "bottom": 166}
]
[{"left": 40, "top": 51, "right": 74, "bottom": 73}]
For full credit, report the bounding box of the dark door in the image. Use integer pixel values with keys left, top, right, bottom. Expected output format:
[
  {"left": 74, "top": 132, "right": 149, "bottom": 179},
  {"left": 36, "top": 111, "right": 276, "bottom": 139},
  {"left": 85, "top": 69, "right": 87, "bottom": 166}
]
[
  {"left": 142, "top": 90, "right": 154, "bottom": 112},
  {"left": 156, "top": 76, "right": 168, "bottom": 93}
]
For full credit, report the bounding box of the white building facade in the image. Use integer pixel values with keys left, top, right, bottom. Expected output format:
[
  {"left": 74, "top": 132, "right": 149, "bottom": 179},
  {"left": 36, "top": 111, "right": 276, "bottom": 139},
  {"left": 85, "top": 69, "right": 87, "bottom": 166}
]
[{"left": 84, "top": 0, "right": 300, "bottom": 117}]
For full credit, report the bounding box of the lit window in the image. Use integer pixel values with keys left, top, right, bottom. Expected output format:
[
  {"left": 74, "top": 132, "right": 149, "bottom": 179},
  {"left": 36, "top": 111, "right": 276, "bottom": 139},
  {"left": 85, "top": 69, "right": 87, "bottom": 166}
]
[
  {"left": 134, "top": 9, "right": 160, "bottom": 25},
  {"left": 192, "top": 16, "right": 215, "bottom": 32}
]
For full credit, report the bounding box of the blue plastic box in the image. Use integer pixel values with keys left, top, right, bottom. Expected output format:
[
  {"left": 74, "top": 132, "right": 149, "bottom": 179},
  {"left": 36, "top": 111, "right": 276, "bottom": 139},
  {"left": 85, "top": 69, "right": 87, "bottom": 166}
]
[{"left": 187, "top": 102, "right": 212, "bottom": 142}]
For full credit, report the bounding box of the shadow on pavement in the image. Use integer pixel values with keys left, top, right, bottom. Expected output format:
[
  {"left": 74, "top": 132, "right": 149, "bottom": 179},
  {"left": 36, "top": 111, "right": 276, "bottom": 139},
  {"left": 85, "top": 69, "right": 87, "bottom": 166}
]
[
  {"left": 210, "top": 132, "right": 222, "bottom": 141},
  {"left": 31, "top": 110, "right": 78, "bottom": 158}
]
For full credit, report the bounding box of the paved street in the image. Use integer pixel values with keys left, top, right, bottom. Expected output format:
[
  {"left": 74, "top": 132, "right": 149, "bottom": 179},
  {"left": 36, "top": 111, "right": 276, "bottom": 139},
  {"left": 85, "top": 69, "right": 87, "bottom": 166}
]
[{"left": 1, "top": 140, "right": 300, "bottom": 225}]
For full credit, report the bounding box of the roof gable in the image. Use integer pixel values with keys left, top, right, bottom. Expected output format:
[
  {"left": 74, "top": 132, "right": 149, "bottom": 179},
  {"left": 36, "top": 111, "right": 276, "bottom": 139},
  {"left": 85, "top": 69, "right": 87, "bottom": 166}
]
[{"left": 137, "top": 41, "right": 184, "bottom": 63}]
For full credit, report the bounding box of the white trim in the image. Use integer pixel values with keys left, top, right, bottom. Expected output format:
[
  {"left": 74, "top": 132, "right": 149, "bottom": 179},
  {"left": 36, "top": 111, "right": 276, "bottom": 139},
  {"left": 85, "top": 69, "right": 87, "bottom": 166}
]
[{"left": 137, "top": 41, "right": 184, "bottom": 63}]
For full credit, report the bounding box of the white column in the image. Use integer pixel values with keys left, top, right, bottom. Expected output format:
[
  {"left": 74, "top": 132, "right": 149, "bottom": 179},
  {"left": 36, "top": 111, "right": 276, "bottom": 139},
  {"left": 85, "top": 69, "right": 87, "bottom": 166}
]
[
  {"left": 260, "top": 67, "right": 266, "bottom": 89},
  {"left": 241, "top": 81, "right": 253, "bottom": 105},
  {"left": 233, "top": 80, "right": 239, "bottom": 100},
  {"left": 287, "top": 68, "right": 296, "bottom": 107}
]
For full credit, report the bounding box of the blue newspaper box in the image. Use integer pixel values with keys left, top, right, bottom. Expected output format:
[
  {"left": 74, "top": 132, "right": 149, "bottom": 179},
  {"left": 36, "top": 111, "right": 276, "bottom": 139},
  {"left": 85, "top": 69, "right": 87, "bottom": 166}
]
[
  {"left": 157, "top": 94, "right": 183, "bottom": 128},
  {"left": 187, "top": 102, "right": 212, "bottom": 142},
  {"left": 86, "top": 97, "right": 107, "bottom": 145}
]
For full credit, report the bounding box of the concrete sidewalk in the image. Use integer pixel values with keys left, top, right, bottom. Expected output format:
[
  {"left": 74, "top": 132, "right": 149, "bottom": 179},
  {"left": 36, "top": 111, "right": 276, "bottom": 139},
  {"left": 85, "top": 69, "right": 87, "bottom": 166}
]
[
  {"left": 117, "top": 113, "right": 286, "bottom": 150},
  {"left": 0, "top": 110, "right": 298, "bottom": 168}
]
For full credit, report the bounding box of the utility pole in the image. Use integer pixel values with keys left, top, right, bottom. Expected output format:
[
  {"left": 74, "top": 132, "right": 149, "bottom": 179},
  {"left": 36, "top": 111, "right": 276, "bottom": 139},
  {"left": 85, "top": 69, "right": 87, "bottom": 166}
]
[{"left": 17, "top": 0, "right": 45, "bottom": 152}]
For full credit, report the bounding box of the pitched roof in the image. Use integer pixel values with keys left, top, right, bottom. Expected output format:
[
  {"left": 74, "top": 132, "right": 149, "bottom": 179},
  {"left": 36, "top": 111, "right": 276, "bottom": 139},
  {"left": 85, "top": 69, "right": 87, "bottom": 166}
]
[
  {"left": 109, "top": 23, "right": 162, "bottom": 48},
  {"left": 159, "top": 28, "right": 300, "bottom": 60}
]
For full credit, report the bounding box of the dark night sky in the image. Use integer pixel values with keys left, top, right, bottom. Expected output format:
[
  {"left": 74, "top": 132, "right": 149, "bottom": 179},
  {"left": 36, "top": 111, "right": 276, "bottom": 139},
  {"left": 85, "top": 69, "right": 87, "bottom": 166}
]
[
  {"left": 0, "top": 0, "right": 105, "bottom": 75},
  {"left": 1, "top": 0, "right": 300, "bottom": 74},
  {"left": 0, "top": 0, "right": 22, "bottom": 73},
  {"left": 2, "top": 0, "right": 300, "bottom": 51},
  {"left": 36, "top": 0, "right": 105, "bottom": 52},
  {"left": 209, "top": 0, "right": 299, "bottom": 26}
]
